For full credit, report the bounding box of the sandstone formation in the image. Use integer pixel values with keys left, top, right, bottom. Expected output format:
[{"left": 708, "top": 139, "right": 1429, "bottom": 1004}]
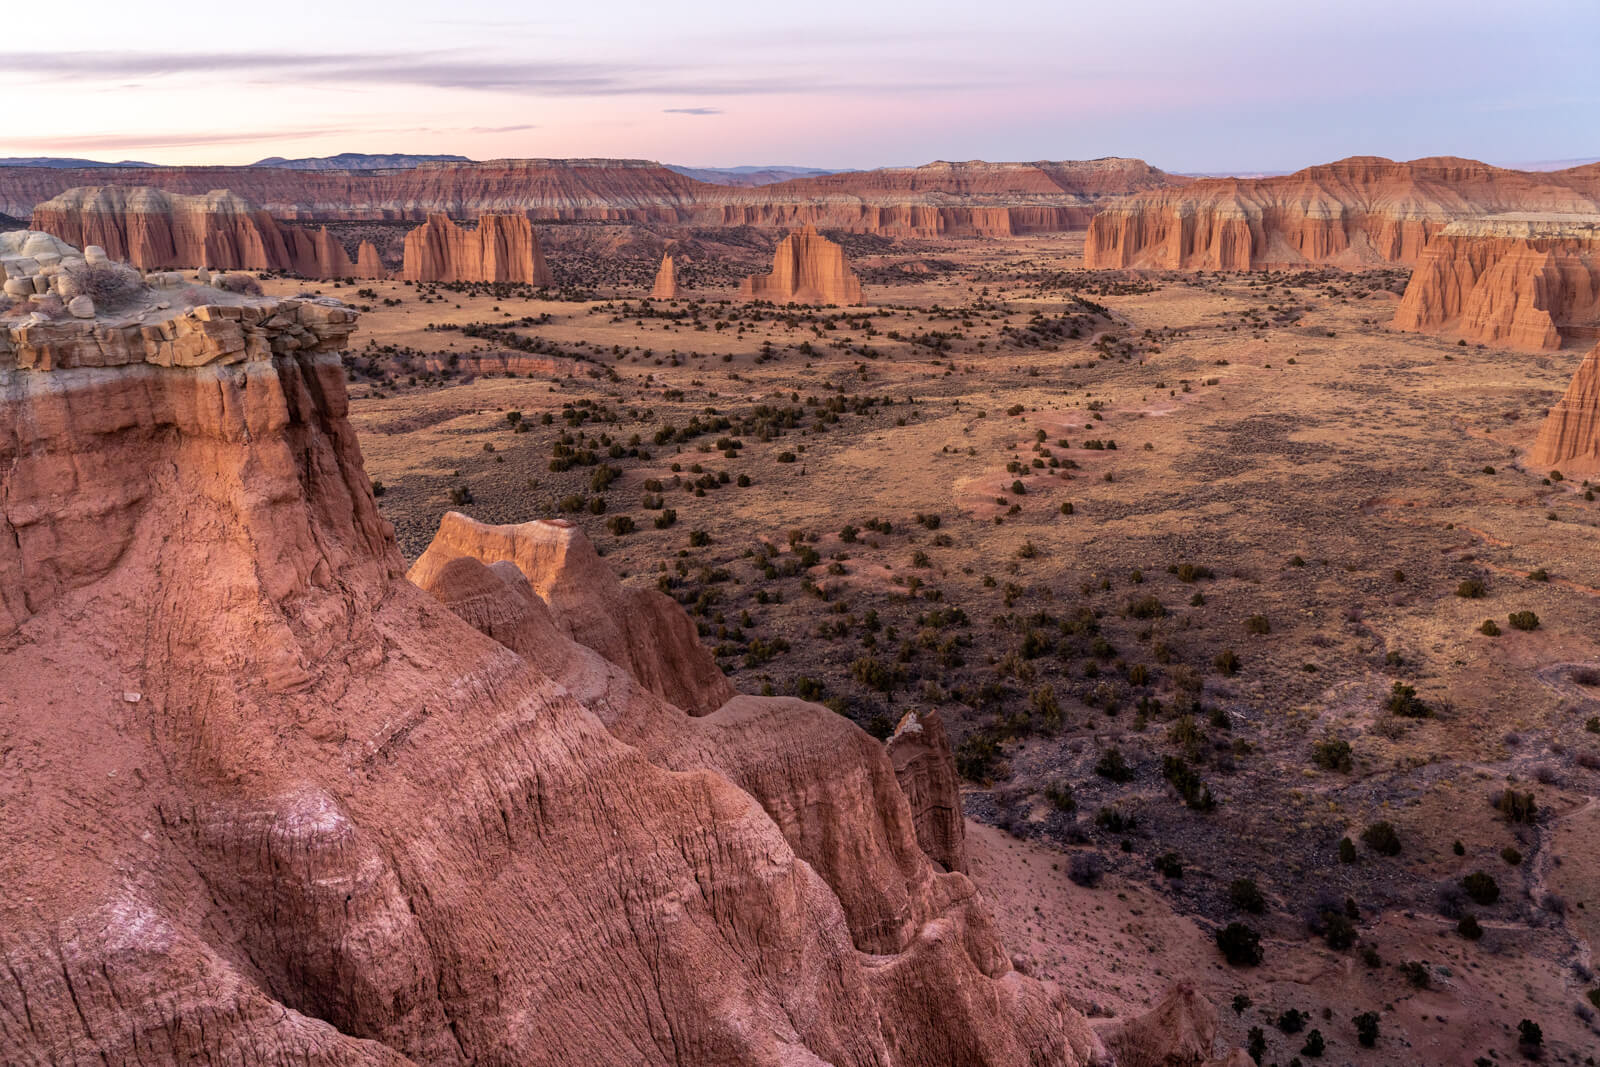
[
  {"left": 355, "top": 239, "right": 387, "bottom": 279},
  {"left": 0, "top": 286, "right": 1139, "bottom": 1064},
  {"left": 1, "top": 156, "right": 1184, "bottom": 237},
  {"left": 651, "top": 252, "right": 678, "bottom": 299},
  {"left": 1097, "top": 984, "right": 1220, "bottom": 1067},
  {"left": 400, "top": 213, "right": 552, "bottom": 285},
  {"left": 1085, "top": 157, "right": 1600, "bottom": 270},
  {"left": 1529, "top": 343, "right": 1600, "bottom": 476},
  {"left": 888, "top": 709, "right": 967, "bottom": 873},
  {"left": 1393, "top": 215, "right": 1600, "bottom": 349},
  {"left": 32, "top": 185, "right": 359, "bottom": 276},
  {"left": 740, "top": 225, "right": 863, "bottom": 305}
]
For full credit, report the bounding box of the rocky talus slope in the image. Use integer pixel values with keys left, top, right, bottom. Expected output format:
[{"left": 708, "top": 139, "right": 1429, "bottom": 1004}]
[
  {"left": 31, "top": 185, "right": 382, "bottom": 277},
  {"left": 0, "top": 255, "right": 1236, "bottom": 1062},
  {"left": 1529, "top": 342, "right": 1600, "bottom": 476},
  {"left": 1392, "top": 214, "right": 1600, "bottom": 349},
  {"left": 740, "top": 224, "right": 864, "bottom": 305},
  {"left": 400, "top": 213, "right": 552, "bottom": 284},
  {"left": 1085, "top": 156, "right": 1600, "bottom": 271}
]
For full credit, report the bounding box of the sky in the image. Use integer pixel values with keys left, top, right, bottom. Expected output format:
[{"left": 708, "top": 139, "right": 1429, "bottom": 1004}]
[{"left": 3, "top": 0, "right": 1596, "bottom": 173}]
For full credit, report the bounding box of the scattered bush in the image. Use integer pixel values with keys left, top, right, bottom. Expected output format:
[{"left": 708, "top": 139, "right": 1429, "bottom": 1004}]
[
  {"left": 1457, "top": 914, "right": 1483, "bottom": 940},
  {"left": 1496, "top": 789, "right": 1538, "bottom": 823},
  {"left": 1230, "top": 878, "right": 1267, "bottom": 914},
  {"left": 1245, "top": 613, "right": 1271, "bottom": 635},
  {"left": 1398, "top": 961, "right": 1430, "bottom": 989},
  {"left": 1386, "top": 682, "right": 1430, "bottom": 718},
  {"left": 1353, "top": 1010, "right": 1380, "bottom": 1048},
  {"left": 1067, "top": 852, "right": 1104, "bottom": 888},
  {"left": 1456, "top": 578, "right": 1486, "bottom": 599},
  {"left": 1338, "top": 837, "right": 1357, "bottom": 864},
  {"left": 1277, "top": 1008, "right": 1307, "bottom": 1033},
  {"left": 1300, "top": 1028, "right": 1325, "bottom": 1057},
  {"left": 1507, "top": 610, "right": 1540, "bottom": 631},
  {"left": 1152, "top": 852, "right": 1183, "bottom": 878},
  {"left": 1480, "top": 619, "right": 1501, "bottom": 636},
  {"left": 1213, "top": 649, "right": 1241, "bottom": 676},
  {"left": 1094, "top": 747, "right": 1134, "bottom": 783}
]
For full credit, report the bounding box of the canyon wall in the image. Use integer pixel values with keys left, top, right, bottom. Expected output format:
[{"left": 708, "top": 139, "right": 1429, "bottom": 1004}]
[
  {"left": 1529, "top": 343, "right": 1600, "bottom": 476},
  {"left": 30, "top": 185, "right": 374, "bottom": 277},
  {"left": 0, "top": 269, "right": 1172, "bottom": 1062},
  {"left": 2, "top": 156, "right": 1182, "bottom": 236},
  {"left": 400, "top": 213, "right": 553, "bottom": 284},
  {"left": 740, "top": 224, "right": 863, "bottom": 305},
  {"left": 1085, "top": 156, "right": 1600, "bottom": 270},
  {"left": 1393, "top": 215, "right": 1600, "bottom": 350}
]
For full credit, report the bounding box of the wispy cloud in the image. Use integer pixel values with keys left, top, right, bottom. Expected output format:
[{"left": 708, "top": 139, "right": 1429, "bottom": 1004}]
[
  {"left": 0, "top": 127, "right": 349, "bottom": 151},
  {"left": 664, "top": 107, "right": 722, "bottom": 116},
  {"left": 6, "top": 50, "right": 1002, "bottom": 97}
]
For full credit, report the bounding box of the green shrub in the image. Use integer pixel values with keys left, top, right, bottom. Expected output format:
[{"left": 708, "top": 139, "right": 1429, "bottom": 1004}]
[
  {"left": 1338, "top": 837, "right": 1357, "bottom": 863},
  {"left": 1044, "top": 781, "right": 1076, "bottom": 812},
  {"left": 1457, "top": 914, "right": 1483, "bottom": 940},
  {"left": 1462, "top": 870, "right": 1499, "bottom": 905},
  {"left": 1245, "top": 613, "right": 1271, "bottom": 634},
  {"left": 1497, "top": 789, "right": 1538, "bottom": 823},
  {"left": 1312, "top": 738, "right": 1352, "bottom": 772},
  {"left": 1386, "top": 682, "right": 1430, "bottom": 718},
  {"left": 1229, "top": 878, "right": 1266, "bottom": 914},
  {"left": 1094, "top": 747, "right": 1134, "bottom": 782},
  {"left": 1216, "top": 922, "right": 1262, "bottom": 966},
  {"left": 1277, "top": 1008, "right": 1307, "bottom": 1033},
  {"left": 1300, "top": 1028, "right": 1325, "bottom": 1057},
  {"left": 1153, "top": 852, "right": 1183, "bottom": 878},
  {"left": 1353, "top": 1010, "right": 1379, "bottom": 1047},
  {"left": 1456, "top": 578, "right": 1486, "bottom": 598},
  {"left": 1479, "top": 619, "right": 1500, "bottom": 636},
  {"left": 1213, "top": 649, "right": 1241, "bottom": 676},
  {"left": 1360, "top": 821, "right": 1401, "bottom": 856},
  {"left": 1398, "top": 961, "right": 1430, "bottom": 988},
  {"left": 1507, "top": 610, "right": 1540, "bottom": 631}
]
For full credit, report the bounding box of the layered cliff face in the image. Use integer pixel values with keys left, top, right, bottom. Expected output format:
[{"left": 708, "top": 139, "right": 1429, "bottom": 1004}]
[
  {"left": 400, "top": 213, "right": 553, "bottom": 284},
  {"left": 31, "top": 185, "right": 363, "bottom": 277},
  {"left": 1529, "top": 343, "right": 1600, "bottom": 476},
  {"left": 2, "top": 156, "right": 1183, "bottom": 236},
  {"left": 0, "top": 276, "right": 1149, "bottom": 1062},
  {"left": 740, "top": 225, "right": 863, "bottom": 305},
  {"left": 1085, "top": 157, "right": 1600, "bottom": 270},
  {"left": 1392, "top": 215, "right": 1600, "bottom": 349},
  {"left": 651, "top": 252, "right": 678, "bottom": 298},
  {"left": 888, "top": 710, "right": 967, "bottom": 874}
]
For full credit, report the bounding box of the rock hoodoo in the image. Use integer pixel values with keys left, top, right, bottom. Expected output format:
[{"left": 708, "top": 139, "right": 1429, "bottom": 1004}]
[
  {"left": 400, "top": 212, "right": 552, "bottom": 284},
  {"left": 1393, "top": 215, "right": 1600, "bottom": 349},
  {"left": 31, "top": 185, "right": 364, "bottom": 277},
  {"left": 740, "top": 224, "right": 863, "bottom": 305},
  {"left": 887, "top": 709, "right": 967, "bottom": 873},
  {"left": 355, "top": 239, "right": 388, "bottom": 279},
  {"left": 1085, "top": 156, "right": 1600, "bottom": 271},
  {"left": 1529, "top": 343, "right": 1600, "bottom": 476},
  {"left": 650, "top": 252, "right": 677, "bottom": 299},
  {"left": 0, "top": 269, "right": 1190, "bottom": 1061}
]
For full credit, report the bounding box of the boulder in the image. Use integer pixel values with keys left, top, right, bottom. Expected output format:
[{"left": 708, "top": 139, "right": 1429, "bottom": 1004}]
[{"left": 67, "top": 295, "right": 94, "bottom": 318}]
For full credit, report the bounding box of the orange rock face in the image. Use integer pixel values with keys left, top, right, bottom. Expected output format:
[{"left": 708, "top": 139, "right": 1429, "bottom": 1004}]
[
  {"left": 740, "top": 225, "right": 863, "bottom": 305},
  {"left": 0, "top": 297, "right": 1130, "bottom": 1060},
  {"left": 355, "top": 239, "right": 388, "bottom": 279},
  {"left": 2, "top": 156, "right": 1182, "bottom": 236},
  {"left": 31, "top": 185, "right": 360, "bottom": 277},
  {"left": 1393, "top": 216, "right": 1600, "bottom": 350},
  {"left": 400, "top": 213, "right": 553, "bottom": 284},
  {"left": 1529, "top": 343, "right": 1600, "bottom": 476},
  {"left": 650, "top": 252, "right": 677, "bottom": 299},
  {"left": 1085, "top": 157, "right": 1600, "bottom": 270}
]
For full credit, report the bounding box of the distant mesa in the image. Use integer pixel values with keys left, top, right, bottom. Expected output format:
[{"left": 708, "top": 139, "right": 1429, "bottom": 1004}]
[
  {"left": 1530, "top": 343, "right": 1600, "bottom": 476},
  {"left": 401, "top": 213, "right": 552, "bottom": 285},
  {"left": 0, "top": 156, "right": 156, "bottom": 169},
  {"left": 251, "top": 153, "right": 473, "bottom": 171},
  {"left": 1393, "top": 214, "right": 1600, "bottom": 350},
  {"left": 666, "top": 164, "right": 849, "bottom": 187},
  {"left": 740, "top": 225, "right": 862, "bottom": 305},
  {"left": 1085, "top": 156, "right": 1600, "bottom": 271},
  {"left": 650, "top": 252, "right": 677, "bottom": 299},
  {"left": 30, "top": 185, "right": 383, "bottom": 279}
]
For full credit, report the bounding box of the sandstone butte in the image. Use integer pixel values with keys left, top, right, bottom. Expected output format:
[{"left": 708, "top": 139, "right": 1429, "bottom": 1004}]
[
  {"left": 29, "top": 185, "right": 385, "bottom": 279},
  {"left": 0, "top": 156, "right": 1184, "bottom": 237},
  {"left": 1084, "top": 156, "right": 1600, "bottom": 271},
  {"left": 1529, "top": 342, "right": 1600, "bottom": 476},
  {"left": 650, "top": 251, "right": 678, "bottom": 299},
  {"left": 740, "top": 224, "right": 864, "bottom": 305},
  {"left": 1392, "top": 214, "right": 1600, "bottom": 350},
  {"left": 0, "top": 241, "right": 1250, "bottom": 1063},
  {"left": 400, "top": 212, "right": 553, "bottom": 284}
]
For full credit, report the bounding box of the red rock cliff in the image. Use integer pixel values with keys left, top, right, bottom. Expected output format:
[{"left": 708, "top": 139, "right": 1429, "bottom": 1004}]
[
  {"left": 2, "top": 156, "right": 1182, "bottom": 237},
  {"left": 0, "top": 289, "right": 1133, "bottom": 1063},
  {"left": 31, "top": 185, "right": 361, "bottom": 277},
  {"left": 1085, "top": 157, "right": 1600, "bottom": 270},
  {"left": 400, "top": 213, "right": 553, "bottom": 284},
  {"left": 1392, "top": 215, "right": 1600, "bottom": 350}
]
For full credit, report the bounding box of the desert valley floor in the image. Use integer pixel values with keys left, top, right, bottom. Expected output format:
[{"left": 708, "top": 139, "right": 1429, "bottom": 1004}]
[{"left": 251, "top": 229, "right": 1600, "bottom": 1065}]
